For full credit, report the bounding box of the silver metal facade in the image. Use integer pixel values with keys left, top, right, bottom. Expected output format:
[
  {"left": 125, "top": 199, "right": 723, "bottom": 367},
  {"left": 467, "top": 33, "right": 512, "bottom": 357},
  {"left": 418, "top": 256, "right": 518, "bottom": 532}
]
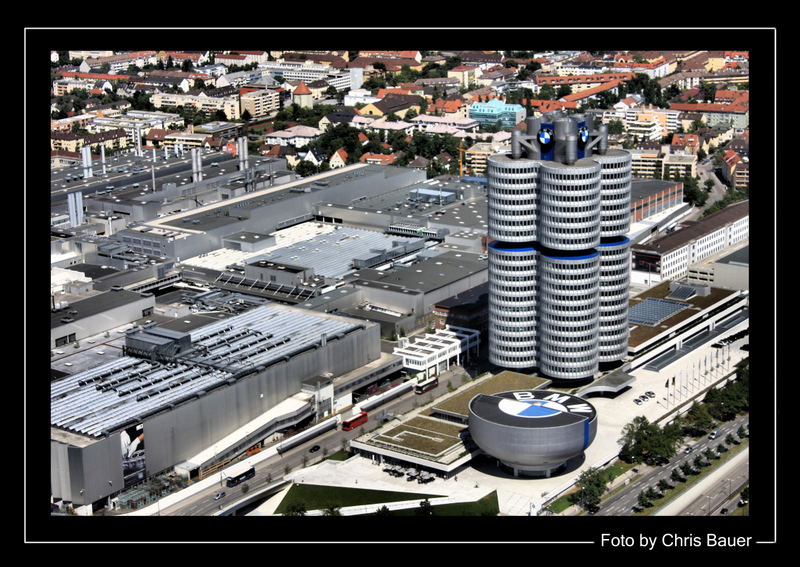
[
  {"left": 50, "top": 305, "right": 381, "bottom": 507},
  {"left": 537, "top": 252, "right": 600, "bottom": 380},
  {"left": 598, "top": 237, "right": 631, "bottom": 362},
  {"left": 468, "top": 391, "right": 598, "bottom": 474},
  {"left": 487, "top": 113, "right": 631, "bottom": 380}
]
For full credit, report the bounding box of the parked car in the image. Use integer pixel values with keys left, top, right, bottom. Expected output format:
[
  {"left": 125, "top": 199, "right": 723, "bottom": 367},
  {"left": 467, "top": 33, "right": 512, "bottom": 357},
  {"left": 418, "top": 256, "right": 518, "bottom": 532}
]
[
  {"left": 633, "top": 398, "right": 642, "bottom": 405},
  {"left": 639, "top": 395, "right": 650, "bottom": 402},
  {"left": 645, "top": 391, "right": 655, "bottom": 398}
]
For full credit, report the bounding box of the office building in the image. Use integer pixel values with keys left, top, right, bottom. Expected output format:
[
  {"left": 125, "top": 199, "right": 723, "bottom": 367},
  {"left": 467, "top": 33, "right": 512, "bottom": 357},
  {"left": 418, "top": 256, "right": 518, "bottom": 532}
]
[{"left": 487, "top": 112, "right": 632, "bottom": 381}]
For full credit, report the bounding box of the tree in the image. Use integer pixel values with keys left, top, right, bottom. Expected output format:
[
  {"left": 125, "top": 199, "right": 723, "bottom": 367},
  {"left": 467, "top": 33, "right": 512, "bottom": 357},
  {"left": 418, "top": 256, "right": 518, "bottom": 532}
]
[
  {"left": 322, "top": 504, "right": 343, "bottom": 516},
  {"left": 415, "top": 498, "right": 435, "bottom": 516},
  {"left": 569, "top": 467, "right": 609, "bottom": 509},
  {"left": 620, "top": 415, "right": 679, "bottom": 466},
  {"left": 683, "top": 402, "right": 714, "bottom": 436},
  {"left": 282, "top": 503, "right": 306, "bottom": 516},
  {"left": 737, "top": 425, "right": 749, "bottom": 441}
]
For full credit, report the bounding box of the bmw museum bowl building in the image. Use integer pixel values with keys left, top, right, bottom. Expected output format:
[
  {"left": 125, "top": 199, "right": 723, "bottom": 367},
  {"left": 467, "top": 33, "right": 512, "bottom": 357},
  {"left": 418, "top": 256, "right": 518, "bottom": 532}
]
[{"left": 468, "top": 389, "right": 597, "bottom": 477}]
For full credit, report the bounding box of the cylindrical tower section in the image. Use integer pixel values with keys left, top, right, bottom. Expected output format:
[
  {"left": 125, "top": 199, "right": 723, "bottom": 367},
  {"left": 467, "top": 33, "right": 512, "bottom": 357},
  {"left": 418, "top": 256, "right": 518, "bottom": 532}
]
[
  {"left": 538, "top": 159, "right": 602, "bottom": 251},
  {"left": 486, "top": 154, "right": 541, "bottom": 244},
  {"left": 487, "top": 241, "right": 539, "bottom": 370},
  {"left": 537, "top": 251, "right": 600, "bottom": 380},
  {"left": 597, "top": 236, "right": 631, "bottom": 362},
  {"left": 594, "top": 149, "right": 632, "bottom": 238}
]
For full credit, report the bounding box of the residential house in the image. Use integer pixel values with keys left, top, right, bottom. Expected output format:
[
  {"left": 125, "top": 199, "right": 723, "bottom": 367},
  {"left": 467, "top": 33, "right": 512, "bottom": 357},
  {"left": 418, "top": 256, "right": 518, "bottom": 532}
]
[
  {"left": 264, "top": 125, "right": 323, "bottom": 147},
  {"left": 670, "top": 132, "right": 707, "bottom": 155},
  {"left": 157, "top": 51, "right": 207, "bottom": 68},
  {"left": 151, "top": 91, "right": 241, "bottom": 120},
  {"left": 365, "top": 120, "right": 415, "bottom": 138},
  {"left": 318, "top": 108, "right": 362, "bottom": 132},
  {"left": 476, "top": 65, "right": 516, "bottom": 87},
  {"left": 359, "top": 93, "right": 422, "bottom": 119},
  {"left": 215, "top": 53, "right": 249, "bottom": 68},
  {"left": 145, "top": 128, "right": 180, "bottom": 149},
  {"left": 329, "top": 148, "right": 348, "bottom": 168},
  {"left": 426, "top": 96, "right": 469, "bottom": 119},
  {"left": 232, "top": 50, "right": 270, "bottom": 65},
  {"left": 558, "top": 79, "right": 626, "bottom": 109},
  {"left": 407, "top": 115, "right": 478, "bottom": 133},
  {"left": 82, "top": 51, "right": 158, "bottom": 74},
  {"left": 301, "top": 146, "right": 327, "bottom": 167},
  {"left": 727, "top": 130, "right": 749, "bottom": 158},
  {"left": 259, "top": 144, "right": 300, "bottom": 167},
  {"left": 406, "top": 156, "right": 430, "bottom": 170},
  {"left": 359, "top": 152, "right": 398, "bottom": 165}
]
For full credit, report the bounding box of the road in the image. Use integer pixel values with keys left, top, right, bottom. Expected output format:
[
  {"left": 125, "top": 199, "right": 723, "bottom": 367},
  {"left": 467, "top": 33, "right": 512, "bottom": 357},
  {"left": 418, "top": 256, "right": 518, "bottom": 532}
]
[
  {"left": 160, "top": 378, "right": 441, "bottom": 516},
  {"left": 593, "top": 415, "right": 749, "bottom": 516}
]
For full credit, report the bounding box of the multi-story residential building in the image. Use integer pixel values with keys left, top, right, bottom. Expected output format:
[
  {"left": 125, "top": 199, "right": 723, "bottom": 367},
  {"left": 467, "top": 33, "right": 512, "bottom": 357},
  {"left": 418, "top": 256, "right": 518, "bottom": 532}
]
[
  {"left": 486, "top": 112, "right": 631, "bottom": 381},
  {"left": 448, "top": 65, "right": 481, "bottom": 89},
  {"left": 151, "top": 91, "right": 241, "bottom": 120},
  {"left": 662, "top": 153, "right": 697, "bottom": 180},
  {"left": 669, "top": 101, "right": 748, "bottom": 131},
  {"left": 535, "top": 72, "right": 635, "bottom": 94},
  {"left": 629, "top": 149, "right": 663, "bottom": 178},
  {"left": 240, "top": 88, "right": 281, "bottom": 118},
  {"left": 50, "top": 128, "right": 129, "bottom": 153},
  {"left": 603, "top": 105, "right": 681, "bottom": 142},
  {"left": 81, "top": 51, "right": 158, "bottom": 74},
  {"left": 610, "top": 56, "right": 670, "bottom": 79}
]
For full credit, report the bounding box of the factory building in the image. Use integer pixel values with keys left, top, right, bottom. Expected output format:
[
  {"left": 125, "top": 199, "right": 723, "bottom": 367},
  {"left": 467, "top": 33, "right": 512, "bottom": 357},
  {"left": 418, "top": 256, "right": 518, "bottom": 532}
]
[{"left": 50, "top": 303, "right": 397, "bottom": 510}]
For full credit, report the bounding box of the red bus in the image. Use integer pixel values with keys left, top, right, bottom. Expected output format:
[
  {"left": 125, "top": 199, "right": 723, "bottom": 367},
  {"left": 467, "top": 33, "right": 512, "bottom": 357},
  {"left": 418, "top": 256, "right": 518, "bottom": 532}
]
[
  {"left": 415, "top": 376, "right": 438, "bottom": 394},
  {"left": 342, "top": 411, "right": 368, "bottom": 431}
]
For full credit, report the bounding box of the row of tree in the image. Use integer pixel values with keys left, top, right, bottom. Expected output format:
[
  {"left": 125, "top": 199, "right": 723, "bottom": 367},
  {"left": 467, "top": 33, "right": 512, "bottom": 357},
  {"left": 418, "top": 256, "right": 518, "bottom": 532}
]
[{"left": 567, "top": 360, "right": 749, "bottom": 511}]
